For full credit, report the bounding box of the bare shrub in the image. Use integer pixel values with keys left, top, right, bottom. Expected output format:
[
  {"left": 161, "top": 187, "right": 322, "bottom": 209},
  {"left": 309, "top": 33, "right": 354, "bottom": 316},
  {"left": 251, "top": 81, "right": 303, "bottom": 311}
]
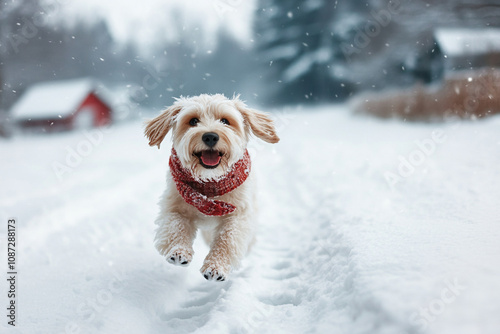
[{"left": 352, "top": 68, "right": 500, "bottom": 121}]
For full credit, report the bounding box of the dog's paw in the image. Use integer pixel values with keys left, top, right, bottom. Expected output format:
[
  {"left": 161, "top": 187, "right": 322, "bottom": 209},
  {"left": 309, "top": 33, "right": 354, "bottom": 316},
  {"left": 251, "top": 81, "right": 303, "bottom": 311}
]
[
  {"left": 166, "top": 247, "right": 193, "bottom": 266},
  {"left": 200, "top": 261, "right": 229, "bottom": 281}
]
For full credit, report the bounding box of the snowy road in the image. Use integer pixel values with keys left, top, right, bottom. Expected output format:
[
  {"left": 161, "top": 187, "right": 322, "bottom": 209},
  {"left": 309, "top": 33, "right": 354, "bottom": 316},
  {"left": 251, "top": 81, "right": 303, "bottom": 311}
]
[{"left": 1, "top": 106, "right": 500, "bottom": 334}]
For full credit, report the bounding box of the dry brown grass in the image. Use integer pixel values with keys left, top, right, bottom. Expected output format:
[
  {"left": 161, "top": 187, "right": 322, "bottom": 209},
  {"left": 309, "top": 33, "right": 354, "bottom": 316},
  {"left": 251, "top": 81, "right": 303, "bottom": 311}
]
[{"left": 352, "top": 68, "right": 500, "bottom": 121}]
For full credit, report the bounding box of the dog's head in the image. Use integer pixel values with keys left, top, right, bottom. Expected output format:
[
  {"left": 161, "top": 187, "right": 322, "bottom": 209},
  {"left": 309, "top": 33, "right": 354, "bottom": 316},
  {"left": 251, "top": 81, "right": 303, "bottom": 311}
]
[{"left": 145, "top": 94, "right": 279, "bottom": 180}]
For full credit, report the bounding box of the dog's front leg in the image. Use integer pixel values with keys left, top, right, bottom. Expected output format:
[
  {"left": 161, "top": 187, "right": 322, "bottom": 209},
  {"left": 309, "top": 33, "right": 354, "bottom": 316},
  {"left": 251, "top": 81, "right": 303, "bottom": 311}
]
[
  {"left": 201, "top": 214, "right": 254, "bottom": 281},
  {"left": 154, "top": 212, "right": 197, "bottom": 266}
]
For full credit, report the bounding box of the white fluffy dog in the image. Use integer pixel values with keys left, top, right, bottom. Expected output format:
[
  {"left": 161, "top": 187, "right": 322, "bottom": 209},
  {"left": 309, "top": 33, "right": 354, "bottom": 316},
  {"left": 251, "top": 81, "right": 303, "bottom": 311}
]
[{"left": 145, "top": 94, "right": 279, "bottom": 281}]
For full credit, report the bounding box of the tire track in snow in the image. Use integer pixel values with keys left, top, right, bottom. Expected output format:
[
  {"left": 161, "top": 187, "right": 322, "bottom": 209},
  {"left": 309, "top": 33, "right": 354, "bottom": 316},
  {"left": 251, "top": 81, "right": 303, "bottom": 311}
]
[
  {"left": 242, "top": 126, "right": 409, "bottom": 333},
  {"left": 253, "top": 146, "right": 357, "bottom": 331}
]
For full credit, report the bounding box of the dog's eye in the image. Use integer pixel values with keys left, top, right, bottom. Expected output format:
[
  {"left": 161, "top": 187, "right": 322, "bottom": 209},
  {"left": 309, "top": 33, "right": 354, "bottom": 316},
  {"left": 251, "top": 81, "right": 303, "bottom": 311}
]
[
  {"left": 220, "top": 118, "right": 230, "bottom": 125},
  {"left": 189, "top": 118, "right": 199, "bottom": 126}
]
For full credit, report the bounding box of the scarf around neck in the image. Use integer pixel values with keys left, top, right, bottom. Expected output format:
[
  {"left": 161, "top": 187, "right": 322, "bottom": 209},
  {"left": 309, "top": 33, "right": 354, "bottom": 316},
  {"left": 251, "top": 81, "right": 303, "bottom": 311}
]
[{"left": 169, "top": 148, "right": 251, "bottom": 216}]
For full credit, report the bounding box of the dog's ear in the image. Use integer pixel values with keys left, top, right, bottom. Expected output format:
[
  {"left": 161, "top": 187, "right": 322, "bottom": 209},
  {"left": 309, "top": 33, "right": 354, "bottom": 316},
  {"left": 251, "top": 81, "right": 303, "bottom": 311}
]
[
  {"left": 234, "top": 100, "right": 280, "bottom": 144},
  {"left": 144, "top": 105, "right": 182, "bottom": 148}
]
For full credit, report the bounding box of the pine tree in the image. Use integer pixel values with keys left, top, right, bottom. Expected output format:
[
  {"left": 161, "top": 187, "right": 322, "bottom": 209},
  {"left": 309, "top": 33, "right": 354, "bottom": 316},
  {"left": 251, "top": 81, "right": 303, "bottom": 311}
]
[{"left": 255, "top": 0, "right": 353, "bottom": 105}]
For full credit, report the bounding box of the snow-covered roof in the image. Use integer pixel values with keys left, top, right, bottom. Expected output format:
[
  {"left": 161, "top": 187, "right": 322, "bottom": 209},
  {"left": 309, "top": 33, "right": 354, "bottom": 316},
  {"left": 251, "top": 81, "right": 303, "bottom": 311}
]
[
  {"left": 10, "top": 78, "right": 98, "bottom": 120},
  {"left": 434, "top": 28, "right": 500, "bottom": 57}
]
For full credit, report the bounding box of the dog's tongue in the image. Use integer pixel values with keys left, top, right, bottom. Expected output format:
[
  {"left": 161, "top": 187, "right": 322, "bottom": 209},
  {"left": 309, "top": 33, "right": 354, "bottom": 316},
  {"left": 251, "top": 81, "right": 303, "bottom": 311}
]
[{"left": 201, "top": 150, "right": 221, "bottom": 166}]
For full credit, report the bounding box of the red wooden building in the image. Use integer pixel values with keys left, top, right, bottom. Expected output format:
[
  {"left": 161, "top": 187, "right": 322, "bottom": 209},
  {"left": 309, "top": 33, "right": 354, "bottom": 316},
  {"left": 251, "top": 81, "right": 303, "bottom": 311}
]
[{"left": 11, "top": 78, "right": 112, "bottom": 132}]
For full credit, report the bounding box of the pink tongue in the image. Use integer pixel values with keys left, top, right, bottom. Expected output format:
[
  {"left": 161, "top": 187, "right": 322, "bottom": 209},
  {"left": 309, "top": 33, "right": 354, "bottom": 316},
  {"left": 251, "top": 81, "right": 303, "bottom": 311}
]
[{"left": 201, "top": 151, "right": 221, "bottom": 166}]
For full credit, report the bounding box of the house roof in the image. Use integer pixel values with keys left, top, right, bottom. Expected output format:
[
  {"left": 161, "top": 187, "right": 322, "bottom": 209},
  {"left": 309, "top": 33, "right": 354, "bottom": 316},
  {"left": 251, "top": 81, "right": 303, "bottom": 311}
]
[
  {"left": 10, "top": 78, "right": 101, "bottom": 120},
  {"left": 434, "top": 28, "right": 500, "bottom": 57}
]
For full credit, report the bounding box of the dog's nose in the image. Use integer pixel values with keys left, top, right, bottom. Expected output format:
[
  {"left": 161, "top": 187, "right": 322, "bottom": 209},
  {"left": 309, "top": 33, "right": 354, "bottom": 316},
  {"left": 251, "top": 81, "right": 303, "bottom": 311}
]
[{"left": 202, "top": 132, "right": 219, "bottom": 148}]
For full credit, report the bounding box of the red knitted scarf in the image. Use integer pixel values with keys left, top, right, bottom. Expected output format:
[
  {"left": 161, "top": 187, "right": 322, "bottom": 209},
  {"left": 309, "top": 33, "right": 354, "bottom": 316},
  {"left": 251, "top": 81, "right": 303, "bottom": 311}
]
[{"left": 169, "top": 148, "right": 251, "bottom": 216}]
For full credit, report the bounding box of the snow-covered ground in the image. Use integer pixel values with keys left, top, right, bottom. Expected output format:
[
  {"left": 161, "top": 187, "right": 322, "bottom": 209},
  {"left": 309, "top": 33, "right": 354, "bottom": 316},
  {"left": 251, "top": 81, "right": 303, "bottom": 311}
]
[{"left": 1, "top": 106, "right": 500, "bottom": 334}]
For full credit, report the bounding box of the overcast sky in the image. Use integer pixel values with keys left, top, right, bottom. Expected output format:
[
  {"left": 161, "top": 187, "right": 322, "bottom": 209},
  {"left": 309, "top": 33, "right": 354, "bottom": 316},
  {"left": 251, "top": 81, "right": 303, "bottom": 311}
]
[{"left": 62, "top": 0, "right": 255, "bottom": 50}]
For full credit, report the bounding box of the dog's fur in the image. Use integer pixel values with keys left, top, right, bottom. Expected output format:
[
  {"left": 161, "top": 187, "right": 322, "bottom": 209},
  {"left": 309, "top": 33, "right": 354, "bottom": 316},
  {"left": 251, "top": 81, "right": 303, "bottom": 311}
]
[{"left": 144, "top": 94, "right": 279, "bottom": 281}]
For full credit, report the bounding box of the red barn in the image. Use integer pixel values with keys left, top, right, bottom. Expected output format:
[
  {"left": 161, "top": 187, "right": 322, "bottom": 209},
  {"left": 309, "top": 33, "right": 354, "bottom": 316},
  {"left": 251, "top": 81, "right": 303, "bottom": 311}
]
[{"left": 11, "top": 78, "right": 112, "bottom": 132}]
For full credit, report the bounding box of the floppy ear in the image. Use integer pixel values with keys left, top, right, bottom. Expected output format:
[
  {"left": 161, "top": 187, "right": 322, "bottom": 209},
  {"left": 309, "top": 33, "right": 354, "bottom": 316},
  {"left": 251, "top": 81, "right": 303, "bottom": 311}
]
[
  {"left": 234, "top": 100, "right": 280, "bottom": 144},
  {"left": 144, "top": 105, "right": 182, "bottom": 148}
]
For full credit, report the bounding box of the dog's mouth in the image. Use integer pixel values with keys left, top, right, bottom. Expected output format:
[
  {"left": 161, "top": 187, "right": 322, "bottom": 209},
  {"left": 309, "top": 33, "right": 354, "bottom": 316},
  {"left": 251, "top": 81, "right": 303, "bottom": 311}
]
[{"left": 194, "top": 150, "right": 223, "bottom": 169}]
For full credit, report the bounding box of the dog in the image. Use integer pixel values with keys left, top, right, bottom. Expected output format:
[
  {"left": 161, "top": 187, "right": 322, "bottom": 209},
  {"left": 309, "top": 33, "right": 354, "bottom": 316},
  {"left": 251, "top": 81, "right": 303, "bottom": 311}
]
[{"left": 144, "top": 94, "right": 279, "bottom": 281}]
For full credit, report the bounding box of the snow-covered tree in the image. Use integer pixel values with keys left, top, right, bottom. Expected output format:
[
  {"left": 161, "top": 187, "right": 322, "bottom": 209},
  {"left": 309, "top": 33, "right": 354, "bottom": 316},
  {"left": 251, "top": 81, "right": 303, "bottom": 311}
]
[{"left": 255, "top": 0, "right": 356, "bottom": 104}]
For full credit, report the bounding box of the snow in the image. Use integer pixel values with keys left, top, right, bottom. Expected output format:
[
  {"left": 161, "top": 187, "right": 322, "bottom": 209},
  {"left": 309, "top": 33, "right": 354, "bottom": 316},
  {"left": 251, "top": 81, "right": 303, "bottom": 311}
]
[
  {"left": 262, "top": 44, "right": 300, "bottom": 61},
  {"left": 1, "top": 106, "right": 500, "bottom": 333},
  {"left": 10, "top": 78, "right": 97, "bottom": 120},
  {"left": 283, "top": 48, "right": 332, "bottom": 82},
  {"left": 434, "top": 28, "right": 500, "bottom": 57}
]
